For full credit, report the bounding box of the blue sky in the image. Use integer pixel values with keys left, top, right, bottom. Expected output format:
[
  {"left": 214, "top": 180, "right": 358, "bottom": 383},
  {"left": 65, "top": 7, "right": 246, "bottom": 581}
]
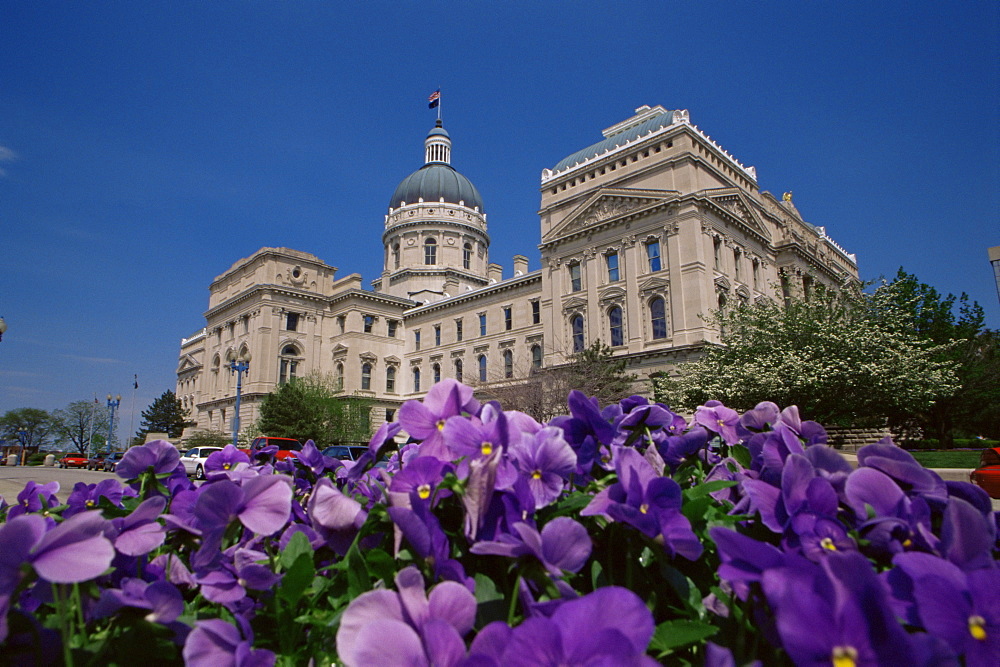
[{"left": 2, "top": 1, "right": 998, "bottom": 435}]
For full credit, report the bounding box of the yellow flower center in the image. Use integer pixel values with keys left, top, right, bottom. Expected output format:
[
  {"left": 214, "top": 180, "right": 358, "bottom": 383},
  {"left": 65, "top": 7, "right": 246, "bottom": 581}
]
[
  {"left": 437, "top": 420, "right": 446, "bottom": 431},
  {"left": 417, "top": 484, "right": 431, "bottom": 500},
  {"left": 481, "top": 442, "right": 493, "bottom": 456},
  {"left": 969, "top": 615, "right": 987, "bottom": 641},
  {"left": 717, "top": 419, "right": 726, "bottom": 428},
  {"left": 85, "top": 500, "right": 96, "bottom": 508},
  {"left": 820, "top": 537, "right": 837, "bottom": 551},
  {"left": 831, "top": 645, "right": 858, "bottom": 667},
  {"left": 531, "top": 470, "right": 542, "bottom": 480},
  {"left": 223, "top": 462, "right": 231, "bottom": 470},
  {"left": 902, "top": 538, "right": 913, "bottom": 548},
  {"left": 639, "top": 504, "right": 649, "bottom": 514}
]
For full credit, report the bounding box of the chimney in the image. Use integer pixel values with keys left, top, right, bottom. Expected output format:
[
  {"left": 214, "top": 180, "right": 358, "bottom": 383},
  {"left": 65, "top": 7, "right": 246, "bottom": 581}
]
[
  {"left": 513, "top": 255, "right": 528, "bottom": 276},
  {"left": 487, "top": 263, "right": 503, "bottom": 283}
]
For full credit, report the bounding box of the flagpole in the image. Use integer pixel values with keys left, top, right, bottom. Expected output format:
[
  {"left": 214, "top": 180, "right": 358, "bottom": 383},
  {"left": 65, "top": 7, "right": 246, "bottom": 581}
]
[
  {"left": 127, "top": 375, "right": 137, "bottom": 449},
  {"left": 438, "top": 86, "right": 442, "bottom": 122}
]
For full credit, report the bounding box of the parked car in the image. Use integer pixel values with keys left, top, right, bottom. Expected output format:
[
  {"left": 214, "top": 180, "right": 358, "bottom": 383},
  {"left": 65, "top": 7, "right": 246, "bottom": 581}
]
[
  {"left": 86, "top": 453, "right": 106, "bottom": 470},
  {"left": 103, "top": 451, "right": 125, "bottom": 472},
  {"left": 321, "top": 445, "right": 369, "bottom": 461},
  {"left": 179, "top": 446, "right": 224, "bottom": 480},
  {"left": 59, "top": 453, "right": 89, "bottom": 469},
  {"left": 250, "top": 437, "right": 303, "bottom": 461},
  {"left": 970, "top": 447, "right": 1000, "bottom": 499}
]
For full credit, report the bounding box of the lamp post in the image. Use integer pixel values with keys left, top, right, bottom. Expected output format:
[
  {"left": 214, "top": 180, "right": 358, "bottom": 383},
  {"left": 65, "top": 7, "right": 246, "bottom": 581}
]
[
  {"left": 107, "top": 394, "right": 121, "bottom": 453},
  {"left": 227, "top": 350, "right": 251, "bottom": 447},
  {"left": 0, "top": 316, "right": 7, "bottom": 342},
  {"left": 17, "top": 428, "right": 28, "bottom": 466}
]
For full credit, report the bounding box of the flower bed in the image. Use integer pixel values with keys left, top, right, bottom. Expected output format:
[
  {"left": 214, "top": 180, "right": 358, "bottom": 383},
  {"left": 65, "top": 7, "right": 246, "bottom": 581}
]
[{"left": 1, "top": 379, "right": 997, "bottom": 665}]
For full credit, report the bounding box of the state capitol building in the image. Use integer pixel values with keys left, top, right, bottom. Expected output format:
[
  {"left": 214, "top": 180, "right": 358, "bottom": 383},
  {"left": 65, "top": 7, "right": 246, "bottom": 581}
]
[{"left": 176, "top": 105, "right": 859, "bottom": 439}]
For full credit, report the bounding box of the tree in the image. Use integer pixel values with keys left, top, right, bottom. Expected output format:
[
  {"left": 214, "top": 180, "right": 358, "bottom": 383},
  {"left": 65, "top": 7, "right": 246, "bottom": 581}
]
[
  {"left": 478, "top": 341, "right": 637, "bottom": 422},
  {"left": 0, "top": 408, "right": 55, "bottom": 451},
  {"left": 184, "top": 429, "right": 232, "bottom": 448},
  {"left": 656, "top": 281, "right": 960, "bottom": 427},
  {"left": 882, "top": 269, "right": 1000, "bottom": 444},
  {"left": 136, "top": 390, "right": 190, "bottom": 440},
  {"left": 257, "top": 372, "right": 372, "bottom": 445},
  {"left": 51, "top": 400, "right": 110, "bottom": 453}
]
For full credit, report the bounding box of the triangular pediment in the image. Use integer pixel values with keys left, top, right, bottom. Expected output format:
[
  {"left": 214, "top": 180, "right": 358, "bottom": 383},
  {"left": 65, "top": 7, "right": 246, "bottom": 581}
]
[
  {"left": 384, "top": 355, "right": 401, "bottom": 365},
  {"left": 598, "top": 286, "right": 628, "bottom": 304},
  {"left": 176, "top": 354, "right": 202, "bottom": 374},
  {"left": 331, "top": 343, "right": 349, "bottom": 358},
  {"left": 560, "top": 296, "right": 588, "bottom": 312},
  {"left": 547, "top": 189, "right": 678, "bottom": 241},
  {"left": 638, "top": 276, "right": 669, "bottom": 295},
  {"left": 708, "top": 191, "right": 770, "bottom": 239}
]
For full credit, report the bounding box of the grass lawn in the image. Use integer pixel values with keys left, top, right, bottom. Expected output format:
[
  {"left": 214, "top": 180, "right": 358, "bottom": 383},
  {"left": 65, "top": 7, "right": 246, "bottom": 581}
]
[{"left": 909, "top": 450, "right": 983, "bottom": 469}]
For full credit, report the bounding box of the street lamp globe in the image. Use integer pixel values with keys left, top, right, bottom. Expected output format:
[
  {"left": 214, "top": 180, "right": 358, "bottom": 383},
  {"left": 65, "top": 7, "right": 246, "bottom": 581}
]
[{"left": 0, "top": 316, "right": 7, "bottom": 342}]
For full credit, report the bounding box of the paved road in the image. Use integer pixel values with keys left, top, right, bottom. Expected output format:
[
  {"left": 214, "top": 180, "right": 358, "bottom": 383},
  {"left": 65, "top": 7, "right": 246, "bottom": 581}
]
[{"left": 0, "top": 465, "right": 118, "bottom": 504}]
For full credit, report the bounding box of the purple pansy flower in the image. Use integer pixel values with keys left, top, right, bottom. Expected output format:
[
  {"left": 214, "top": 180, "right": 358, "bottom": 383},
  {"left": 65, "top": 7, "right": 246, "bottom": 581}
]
[
  {"left": 400, "top": 379, "right": 477, "bottom": 461},
  {"left": 109, "top": 495, "right": 167, "bottom": 556},
  {"left": 64, "top": 478, "right": 125, "bottom": 517},
  {"left": 91, "top": 577, "right": 184, "bottom": 624},
  {"left": 508, "top": 426, "right": 576, "bottom": 508},
  {"left": 6, "top": 480, "right": 60, "bottom": 520},
  {"left": 204, "top": 445, "right": 253, "bottom": 480},
  {"left": 473, "top": 587, "right": 658, "bottom": 666},
  {"left": 116, "top": 439, "right": 184, "bottom": 479},
  {"left": 183, "top": 617, "right": 275, "bottom": 667},
  {"left": 307, "top": 477, "right": 367, "bottom": 554},
  {"left": 336, "top": 565, "right": 477, "bottom": 667},
  {"left": 471, "top": 517, "right": 592, "bottom": 577},
  {"left": 695, "top": 402, "right": 741, "bottom": 445}
]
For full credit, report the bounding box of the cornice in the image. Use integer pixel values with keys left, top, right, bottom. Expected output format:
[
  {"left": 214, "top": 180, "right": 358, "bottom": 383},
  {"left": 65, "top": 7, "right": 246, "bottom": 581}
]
[{"left": 404, "top": 271, "right": 542, "bottom": 317}]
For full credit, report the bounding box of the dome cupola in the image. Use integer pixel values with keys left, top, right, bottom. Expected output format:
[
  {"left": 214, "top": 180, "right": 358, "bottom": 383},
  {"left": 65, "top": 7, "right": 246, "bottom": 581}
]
[{"left": 388, "top": 121, "right": 485, "bottom": 213}]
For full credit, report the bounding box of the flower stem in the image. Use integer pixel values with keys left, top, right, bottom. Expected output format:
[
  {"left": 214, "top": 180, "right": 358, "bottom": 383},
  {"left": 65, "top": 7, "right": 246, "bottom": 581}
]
[{"left": 507, "top": 573, "right": 522, "bottom": 626}]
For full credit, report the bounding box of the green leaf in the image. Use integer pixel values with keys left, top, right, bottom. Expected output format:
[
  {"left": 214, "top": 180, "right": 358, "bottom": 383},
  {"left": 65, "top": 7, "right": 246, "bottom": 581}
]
[
  {"left": 649, "top": 619, "right": 718, "bottom": 654},
  {"left": 364, "top": 548, "right": 397, "bottom": 585},
  {"left": 473, "top": 573, "right": 506, "bottom": 627},
  {"left": 730, "top": 444, "right": 752, "bottom": 469},
  {"left": 684, "top": 479, "right": 737, "bottom": 500},
  {"left": 345, "top": 542, "right": 371, "bottom": 598},
  {"left": 278, "top": 553, "right": 316, "bottom": 606},
  {"left": 280, "top": 531, "right": 314, "bottom": 570}
]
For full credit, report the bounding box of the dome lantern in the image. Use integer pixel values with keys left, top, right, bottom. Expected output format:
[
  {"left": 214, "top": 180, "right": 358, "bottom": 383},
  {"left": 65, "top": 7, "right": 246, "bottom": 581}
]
[{"left": 425, "top": 120, "right": 451, "bottom": 165}]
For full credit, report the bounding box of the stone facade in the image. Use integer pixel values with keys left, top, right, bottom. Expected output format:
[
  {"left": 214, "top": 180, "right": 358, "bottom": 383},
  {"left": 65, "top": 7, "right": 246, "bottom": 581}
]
[{"left": 176, "top": 105, "right": 859, "bottom": 441}]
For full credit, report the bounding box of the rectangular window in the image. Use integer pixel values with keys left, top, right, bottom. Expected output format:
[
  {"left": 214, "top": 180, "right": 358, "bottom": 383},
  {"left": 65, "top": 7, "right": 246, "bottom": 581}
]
[
  {"left": 363, "top": 315, "right": 374, "bottom": 333},
  {"left": 569, "top": 263, "right": 582, "bottom": 292},
  {"left": 531, "top": 300, "right": 540, "bottom": 324},
  {"left": 479, "top": 313, "right": 487, "bottom": 336},
  {"left": 455, "top": 319, "right": 463, "bottom": 342},
  {"left": 752, "top": 259, "right": 760, "bottom": 290},
  {"left": 434, "top": 325, "right": 441, "bottom": 346},
  {"left": 385, "top": 408, "right": 396, "bottom": 422},
  {"left": 503, "top": 307, "right": 512, "bottom": 331},
  {"left": 606, "top": 252, "right": 619, "bottom": 282},
  {"left": 414, "top": 330, "right": 421, "bottom": 351},
  {"left": 285, "top": 313, "right": 299, "bottom": 331},
  {"left": 733, "top": 249, "right": 742, "bottom": 282},
  {"left": 387, "top": 320, "right": 397, "bottom": 338},
  {"left": 646, "top": 241, "right": 661, "bottom": 272},
  {"left": 242, "top": 317, "right": 249, "bottom": 334}
]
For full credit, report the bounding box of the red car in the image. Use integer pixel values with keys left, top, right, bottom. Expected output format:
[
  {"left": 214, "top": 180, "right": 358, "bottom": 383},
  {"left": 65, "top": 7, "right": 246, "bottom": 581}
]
[
  {"left": 59, "top": 453, "right": 89, "bottom": 469},
  {"left": 250, "top": 437, "right": 303, "bottom": 461},
  {"left": 969, "top": 447, "right": 1000, "bottom": 499}
]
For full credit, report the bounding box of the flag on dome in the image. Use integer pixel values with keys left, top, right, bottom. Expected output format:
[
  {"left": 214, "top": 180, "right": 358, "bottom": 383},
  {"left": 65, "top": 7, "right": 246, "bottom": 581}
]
[{"left": 428, "top": 89, "right": 440, "bottom": 109}]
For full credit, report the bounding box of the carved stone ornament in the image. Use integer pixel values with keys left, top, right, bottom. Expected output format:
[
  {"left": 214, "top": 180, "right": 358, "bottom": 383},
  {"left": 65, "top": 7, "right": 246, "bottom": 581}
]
[
  {"left": 407, "top": 238, "right": 415, "bottom": 246},
  {"left": 664, "top": 220, "right": 680, "bottom": 236},
  {"left": 621, "top": 234, "right": 637, "bottom": 248}
]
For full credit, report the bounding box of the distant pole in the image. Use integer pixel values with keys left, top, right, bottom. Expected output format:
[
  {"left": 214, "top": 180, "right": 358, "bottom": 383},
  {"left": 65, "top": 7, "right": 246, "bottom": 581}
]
[
  {"left": 437, "top": 87, "right": 442, "bottom": 122},
  {"left": 107, "top": 394, "right": 121, "bottom": 451},
  {"left": 227, "top": 351, "right": 251, "bottom": 447},
  {"left": 127, "top": 375, "right": 137, "bottom": 449}
]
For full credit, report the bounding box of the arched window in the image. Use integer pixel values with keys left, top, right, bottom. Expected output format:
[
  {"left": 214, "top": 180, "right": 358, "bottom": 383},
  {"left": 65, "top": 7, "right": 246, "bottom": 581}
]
[
  {"left": 424, "top": 238, "right": 437, "bottom": 265},
  {"left": 278, "top": 345, "right": 300, "bottom": 384},
  {"left": 478, "top": 355, "right": 487, "bottom": 382},
  {"left": 386, "top": 366, "right": 396, "bottom": 393},
  {"left": 335, "top": 363, "right": 344, "bottom": 390},
  {"left": 433, "top": 363, "right": 441, "bottom": 384},
  {"left": 503, "top": 350, "right": 513, "bottom": 378},
  {"left": 413, "top": 367, "right": 421, "bottom": 392},
  {"left": 571, "top": 314, "right": 585, "bottom": 353},
  {"left": 393, "top": 243, "right": 400, "bottom": 269},
  {"left": 650, "top": 298, "right": 667, "bottom": 340},
  {"left": 463, "top": 243, "right": 472, "bottom": 270},
  {"left": 609, "top": 306, "right": 624, "bottom": 347},
  {"left": 531, "top": 345, "right": 542, "bottom": 371},
  {"left": 361, "top": 363, "right": 372, "bottom": 391},
  {"left": 454, "top": 358, "right": 463, "bottom": 383}
]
